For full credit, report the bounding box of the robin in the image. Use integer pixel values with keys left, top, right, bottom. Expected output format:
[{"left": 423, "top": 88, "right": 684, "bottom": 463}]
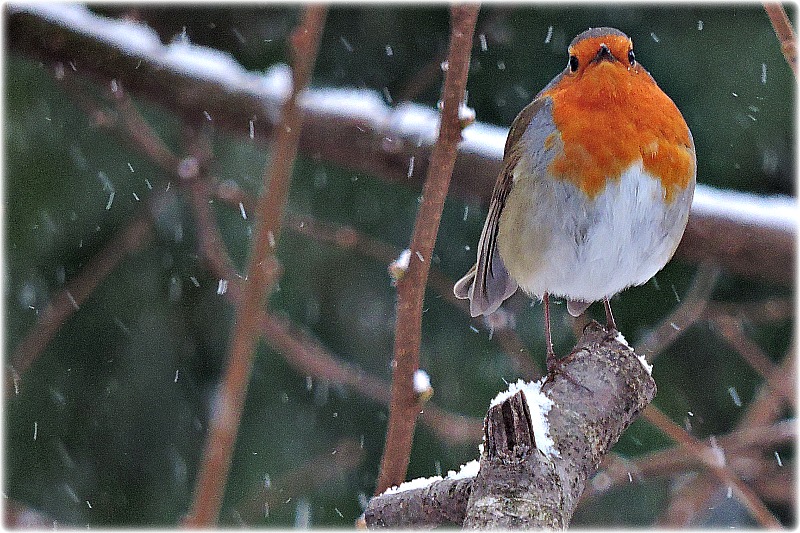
[{"left": 454, "top": 27, "right": 696, "bottom": 371}]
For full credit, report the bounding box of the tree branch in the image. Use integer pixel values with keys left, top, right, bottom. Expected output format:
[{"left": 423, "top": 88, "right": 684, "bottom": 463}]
[
  {"left": 374, "top": 4, "right": 480, "bottom": 495},
  {"left": 260, "top": 311, "right": 484, "bottom": 445},
  {"left": 583, "top": 419, "right": 795, "bottom": 501},
  {"left": 7, "top": 4, "right": 795, "bottom": 285},
  {"left": 764, "top": 2, "right": 797, "bottom": 74},
  {"left": 643, "top": 405, "right": 783, "bottom": 528},
  {"left": 365, "top": 321, "right": 656, "bottom": 528},
  {"left": 183, "top": 6, "right": 327, "bottom": 526},
  {"left": 7, "top": 200, "right": 156, "bottom": 394}
]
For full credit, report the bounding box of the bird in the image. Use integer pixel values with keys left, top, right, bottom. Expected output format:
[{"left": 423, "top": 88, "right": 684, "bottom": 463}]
[{"left": 454, "top": 27, "right": 696, "bottom": 371}]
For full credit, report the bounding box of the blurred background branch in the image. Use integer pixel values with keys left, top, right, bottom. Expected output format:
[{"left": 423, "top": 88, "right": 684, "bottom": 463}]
[{"left": 183, "top": 6, "right": 327, "bottom": 526}]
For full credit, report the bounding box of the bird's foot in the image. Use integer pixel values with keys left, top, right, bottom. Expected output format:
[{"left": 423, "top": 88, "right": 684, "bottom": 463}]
[{"left": 545, "top": 349, "right": 592, "bottom": 393}]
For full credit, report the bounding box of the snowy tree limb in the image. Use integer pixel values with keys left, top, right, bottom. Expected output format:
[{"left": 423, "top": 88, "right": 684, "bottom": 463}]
[
  {"left": 7, "top": 4, "right": 796, "bottom": 285},
  {"left": 365, "top": 321, "right": 656, "bottom": 528}
]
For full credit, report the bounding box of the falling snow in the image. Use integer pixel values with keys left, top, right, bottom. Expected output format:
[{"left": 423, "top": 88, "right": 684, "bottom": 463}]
[
  {"left": 671, "top": 285, "right": 681, "bottom": 303},
  {"left": 295, "top": 497, "right": 311, "bottom": 528},
  {"left": 217, "top": 279, "right": 228, "bottom": 295},
  {"left": 728, "top": 386, "right": 742, "bottom": 407},
  {"left": 65, "top": 290, "right": 80, "bottom": 310},
  {"left": 708, "top": 436, "right": 726, "bottom": 467}
]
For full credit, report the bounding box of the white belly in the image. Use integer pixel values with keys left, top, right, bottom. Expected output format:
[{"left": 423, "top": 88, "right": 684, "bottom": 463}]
[{"left": 496, "top": 162, "right": 693, "bottom": 303}]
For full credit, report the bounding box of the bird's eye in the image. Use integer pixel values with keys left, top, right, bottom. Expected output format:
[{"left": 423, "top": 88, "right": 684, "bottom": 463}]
[
  {"left": 568, "top": 55, "right": 579, "bottom": 72},
  {"left": 628, "top": 49, "right": 636, "bottom": 66}
]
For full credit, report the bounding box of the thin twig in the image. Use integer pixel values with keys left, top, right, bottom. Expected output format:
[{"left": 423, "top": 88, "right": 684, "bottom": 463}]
[
  {"left": 706, "top": 297, "right": 793, "bottom": 326},
  {"left": 709, "top": 314, "right": 795, "bottom": 409},
  {"left": 180, "top": 129, "right": 245, "bottom": 301},
  {"left": 657, "top": 474, "right": 723, "bottom": 527},
  {"left": 233, "top": 438, "right": 365, "bottom": 523},
  {"left": 583, "top": 419, "right": 795, "bottom": 500},
  {"left": 182, "top": 6, "right": 327, "bottom": 526},
  {"left": 644, "top": 405, "right": 783, "bottom": 528},
  {"left": 260, "top": 312, "right": 483, "bottom": 444},
  {"left": 7, "top": 207, "right": 155, "bottom": 396},
  {"left": 751, "top": 468, "right": 795, "bottom": 506},
  {"left": 111, "top": 84, "right": 182, "bottom": 172},
  {"left": 636, "top": 263, "right": 721, "bottom": 360},
  {"left": 738, "top": 343, "right": 796, "bottom": 430},
  {"left": 764, "top": 2, "right": 798, "bottom": 74},
  {"left": 374, "top": 4, "right": 480, "bottom": 495}
]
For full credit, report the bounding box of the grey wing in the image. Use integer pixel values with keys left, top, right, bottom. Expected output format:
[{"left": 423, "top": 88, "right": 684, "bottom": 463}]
[{"left": 454, "top": 98, "right": 548, "bottom": 317}]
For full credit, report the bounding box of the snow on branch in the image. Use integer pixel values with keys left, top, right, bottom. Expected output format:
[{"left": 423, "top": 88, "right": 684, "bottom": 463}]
[{"left": 7, "top": 4, "right": 796, "bottom": 284}]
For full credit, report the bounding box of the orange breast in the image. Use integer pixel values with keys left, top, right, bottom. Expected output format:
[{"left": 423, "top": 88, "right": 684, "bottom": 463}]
[{"left": 542, "top": 61, "right": 695, "bottom": 202}]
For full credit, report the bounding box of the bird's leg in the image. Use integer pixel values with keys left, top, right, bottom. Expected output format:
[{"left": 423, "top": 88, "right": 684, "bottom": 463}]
[
  {"left": 543, "top": 292, "right": 557, "bottom": 371},
  {"left": 544, "top": 293, "right": 592, "bottom": 392},
  {"left": 603, "top": 297, "right": 617, "bottom": 331}
]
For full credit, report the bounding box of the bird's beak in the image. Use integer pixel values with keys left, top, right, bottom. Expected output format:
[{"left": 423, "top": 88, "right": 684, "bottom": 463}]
[{"left": 593, "top": 44, "right": 615, "bottom": 63}]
